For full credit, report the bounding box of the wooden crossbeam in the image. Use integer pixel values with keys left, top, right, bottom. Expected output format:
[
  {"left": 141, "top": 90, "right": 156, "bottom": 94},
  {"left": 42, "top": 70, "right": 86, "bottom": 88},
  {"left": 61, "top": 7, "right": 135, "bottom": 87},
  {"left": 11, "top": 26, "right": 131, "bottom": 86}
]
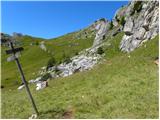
[{"left": 6, "top": 47, "right": 24, "bottom": 54}]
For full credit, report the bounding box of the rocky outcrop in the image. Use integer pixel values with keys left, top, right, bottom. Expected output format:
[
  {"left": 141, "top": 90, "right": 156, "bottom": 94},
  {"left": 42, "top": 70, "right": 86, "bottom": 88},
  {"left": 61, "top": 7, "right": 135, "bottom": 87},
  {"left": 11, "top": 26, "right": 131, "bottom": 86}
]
[
  {"left": 29, "top": 18, "right": 109, "bottom": 90},
  {"left": 30, "top": 1, "right": 159, "bottom": 90},
  {"left": 92, "top": 18, "right": 110, "bottom": 47},
  {"left": 118, "top": 1, "right": 159, "bottom": 52},
  {"left": 58, "top": 50, "right": 102, "bottom": 77},
  {"left": 74, "top": 18, "right": 111, "bottom": 48},
  {"left": 37, "top": 47, "right": 102, "bottom": 78},
  {"left": 39, "top": 41, "right": 47, "bottom": 51},
  {"left": 29, "top": 47, "right": 103, "bottom": 90},
  {"left": 123, "top": 17, "right": 134, "bottom": 35}
]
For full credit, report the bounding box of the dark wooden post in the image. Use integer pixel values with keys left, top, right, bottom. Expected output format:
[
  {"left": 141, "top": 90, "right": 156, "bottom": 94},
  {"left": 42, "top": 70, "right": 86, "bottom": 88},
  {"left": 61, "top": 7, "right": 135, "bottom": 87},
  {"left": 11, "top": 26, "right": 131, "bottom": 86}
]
[{"left": 6, "top": 41, "right": 39, "bottom": 115}]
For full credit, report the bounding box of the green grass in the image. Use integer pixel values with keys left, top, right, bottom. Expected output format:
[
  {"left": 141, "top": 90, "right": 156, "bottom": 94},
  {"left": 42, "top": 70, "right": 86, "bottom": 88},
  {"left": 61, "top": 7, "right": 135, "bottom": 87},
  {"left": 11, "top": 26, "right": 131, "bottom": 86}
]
[
  {"left": 1, "top": 33, "right": 158, "bottom": 118},
  {"left": 46, "top": 35, "right": 94, "bottom": 62},
  {"left": 1, "top": 45, "right": 51, "bottom": 88},
  {"left": 1, "top": 33, "right": 94, "bottom": 88}
]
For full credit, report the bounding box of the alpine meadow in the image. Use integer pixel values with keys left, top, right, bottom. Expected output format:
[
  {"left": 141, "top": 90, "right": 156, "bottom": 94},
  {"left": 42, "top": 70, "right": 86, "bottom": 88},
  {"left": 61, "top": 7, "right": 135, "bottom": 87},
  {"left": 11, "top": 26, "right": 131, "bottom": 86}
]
[{"left": 1, "top": 1, "right": 159, "bottom": 119}]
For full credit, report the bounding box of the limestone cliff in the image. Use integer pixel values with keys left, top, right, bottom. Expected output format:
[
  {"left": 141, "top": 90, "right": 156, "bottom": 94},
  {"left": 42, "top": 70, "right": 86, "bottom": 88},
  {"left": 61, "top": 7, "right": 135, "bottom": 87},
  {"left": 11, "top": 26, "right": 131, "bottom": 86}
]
[{"left": 116, "top": 1, "right": 159, "bottom": 52}]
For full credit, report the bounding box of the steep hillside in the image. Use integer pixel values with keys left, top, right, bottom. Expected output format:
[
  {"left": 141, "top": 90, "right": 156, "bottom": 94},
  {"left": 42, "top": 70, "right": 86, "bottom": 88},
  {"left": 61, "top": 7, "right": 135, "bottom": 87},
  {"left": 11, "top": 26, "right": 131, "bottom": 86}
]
[
  {"left": 1, "top": 0, "right": 159, "bottom": 119},
  {"left": 1, "top": 33, "right": 158, "bottom": 118},
  {"left": 1, "top": 30, "right": 94, "bottom": 88}
]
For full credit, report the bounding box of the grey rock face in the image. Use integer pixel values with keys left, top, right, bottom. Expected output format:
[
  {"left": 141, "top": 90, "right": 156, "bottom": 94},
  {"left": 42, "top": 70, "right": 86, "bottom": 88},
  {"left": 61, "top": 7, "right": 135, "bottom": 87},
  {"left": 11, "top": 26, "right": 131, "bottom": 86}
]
[
  {"left": 134, "top": 27, "right": 146, "bottom": 40},
  {"left": 56, "top": 49, "right": 102, "bottom": 78},
  {"left": 33, "top": 44, "right": 103, "bottom": 90},
  {"left": 123, "top": 17, "right": 134, "bottom": 35},
  {"left": 112, "top": 19, "right": 118, "bottom": 27},
  {"left": 92, "top": 19, "right": 110, "bottom": 47},
  {"left": 114, "top": 5, "right": 128, "bottom": 19},
  {"left": 119, "top": 1, "right": 159, "bottom": 52}
]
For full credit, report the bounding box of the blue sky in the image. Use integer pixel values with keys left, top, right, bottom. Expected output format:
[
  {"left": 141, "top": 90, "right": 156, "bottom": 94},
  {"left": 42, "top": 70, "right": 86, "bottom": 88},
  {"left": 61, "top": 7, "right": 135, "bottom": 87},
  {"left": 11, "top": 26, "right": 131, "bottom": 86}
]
[{"left": 2, "top": 1, "right": 128, "bottom": 39}]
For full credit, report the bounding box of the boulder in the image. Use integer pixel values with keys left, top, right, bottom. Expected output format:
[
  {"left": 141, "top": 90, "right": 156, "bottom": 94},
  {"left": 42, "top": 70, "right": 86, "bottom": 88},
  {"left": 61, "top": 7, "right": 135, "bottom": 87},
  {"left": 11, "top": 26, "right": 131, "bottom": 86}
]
[
  {"left": 17, "top": 84, "right": 25, "bottom": 90},
  {"left": 28, "top": 79, "right": 35, "bottom": 84},
  {"left": 36, "top": 81, "right": 48, "bottom": 91},
  {"left": 120, "top": 35, "right": 133, "bottom": 52},
  {"left": 53, "top": 49, "right": 101, "bottom": 78},
  {"left": 123, "top": 18, "right": 134, "bottom": 35},
  {"left": 134, "top": 27, "right": 146, "bottom": 40},
  {"left": 92, "top": 19, "right": 110, "bottom": 47},
  {"left": 143, "top": 31, "right": 152, "bottom": 40},
  {"left": 112, "top": 19, "right": 118, "bottom": 26}
]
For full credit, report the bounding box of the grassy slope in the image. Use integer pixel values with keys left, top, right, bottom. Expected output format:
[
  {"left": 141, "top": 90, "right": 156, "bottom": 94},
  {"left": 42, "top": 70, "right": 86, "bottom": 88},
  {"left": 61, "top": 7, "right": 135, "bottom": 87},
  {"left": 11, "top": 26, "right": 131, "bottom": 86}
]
[
  {"left": 1, "top": 33, "right": 94, "bottom": 88},
  {"left": 46, "top": 33, "right": 94, "bottom": 62},
  {"left": 1, "top": 36, "right": 48, "bottom": 88},
  {"left": 1, "top": 33, "right": 158, "bottom": 118}
]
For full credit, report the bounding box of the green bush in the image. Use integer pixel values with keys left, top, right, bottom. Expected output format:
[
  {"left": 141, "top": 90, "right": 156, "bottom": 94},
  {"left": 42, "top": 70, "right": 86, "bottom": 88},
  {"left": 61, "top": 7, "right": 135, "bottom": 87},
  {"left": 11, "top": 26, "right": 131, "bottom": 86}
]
[
  {"left": 130, "top": 1, "right": 142, "bottom": 16},
  {"left": 103, "top": 35, "right": 106, "bottom": 40},
  {"left": 115, "top": 15, "right": 120, "bottom": 22},
  {"left": 40, "top": 73, "right": 52, "bottom": 81},
  {"left": 64, "top": 56, "right": 72, "bottom": 64},
  {"left": 46, "top": 57, "right": 56, "bottom": 70},
  {"left": 75, "top": 52, "right": 79, "bottom": 56},
  {"left": 57, "top": 60, "right": 62, "bottom": 64},
  {"left": 115, "top": 15, "right": 125, "bottom": 26},
  {"left": 134, "top": 1, "right": 142, "bottom": 12},
  {"left": 109, "top": 20, "right": 114, "bottom": 30},
  {"left": 97, "top": 47, "right": 104, "bottom": 55},
  {"left": 120, "top": 16, "right": 126, "bottom": 27},
  {"left": 35, "top": 41, "right": 39, "bottom": 45}
]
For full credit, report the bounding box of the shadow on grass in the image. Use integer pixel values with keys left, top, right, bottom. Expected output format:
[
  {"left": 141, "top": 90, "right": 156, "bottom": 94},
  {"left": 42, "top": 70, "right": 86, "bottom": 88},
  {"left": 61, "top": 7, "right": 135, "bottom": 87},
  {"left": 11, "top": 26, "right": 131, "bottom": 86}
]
[{"left": 38, "top": 106, "right": 75, "bottom": 119}]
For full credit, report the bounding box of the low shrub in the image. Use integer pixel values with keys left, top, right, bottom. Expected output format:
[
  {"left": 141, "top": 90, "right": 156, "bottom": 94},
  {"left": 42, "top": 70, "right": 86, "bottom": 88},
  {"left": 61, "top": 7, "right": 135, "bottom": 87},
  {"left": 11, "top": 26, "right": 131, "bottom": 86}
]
[
  {"left": 115, "top": 15, "right": 120, "bottom": 22},
  {"left": 120, "top": 16, "right": 126, "bottom": 27},
  {"left": 35, "top": 41, "right": 39, "bottom": 45},
  {"left": 109, "top": 20, "right": 114, "bottom": 30},
  {"left": 46, "top": 57, "right": 56, "bottom": 70},
  {"left": 64, "top": 56, "right": 72, "bottom": 64},
  {"left": 40, "top": 73, "right": 52, "bottom": 81},
  {"left": 97, "top": 47, "right": 104, "bottom": 55},
  {"left": 130, "top": 1, "right": 142, "bottom": 16}
]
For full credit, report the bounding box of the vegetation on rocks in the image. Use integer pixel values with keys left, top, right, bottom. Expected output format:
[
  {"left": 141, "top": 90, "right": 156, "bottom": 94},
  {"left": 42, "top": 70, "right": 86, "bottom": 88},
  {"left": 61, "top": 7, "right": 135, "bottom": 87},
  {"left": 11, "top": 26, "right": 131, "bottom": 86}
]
[
  {"left": 120, "top": 16, "right": 126, "bottom": 27},
  {"left": 97, "top": 47, "right": 105, "bottom": 55},
  {"left": 46, "top": 57, "right": 56, "bottom": 70},
  {"left": 109, "top": 20, "right": 114, "bottom": 30},
  {"left": 131, "top": 1, "right": 143, "bottom": 16},
  {"left": 115, "top": 15, "right": 120, "bottom": 23},
  {"left": 40, "top": 73, "right": 52, "bottom": 81}
]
